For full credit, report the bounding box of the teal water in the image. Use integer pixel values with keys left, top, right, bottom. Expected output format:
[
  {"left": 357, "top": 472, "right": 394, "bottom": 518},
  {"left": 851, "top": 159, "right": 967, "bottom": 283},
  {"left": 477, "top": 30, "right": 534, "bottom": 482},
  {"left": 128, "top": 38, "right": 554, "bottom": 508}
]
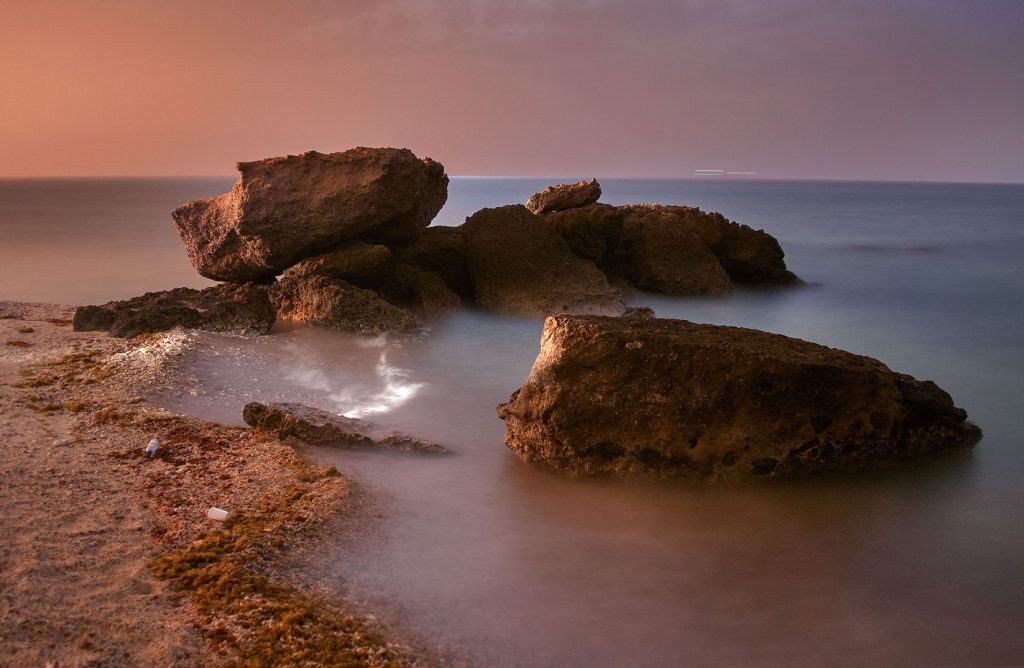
[{"left": 2, "top": 178, "right": 1023, "bottom": 666}]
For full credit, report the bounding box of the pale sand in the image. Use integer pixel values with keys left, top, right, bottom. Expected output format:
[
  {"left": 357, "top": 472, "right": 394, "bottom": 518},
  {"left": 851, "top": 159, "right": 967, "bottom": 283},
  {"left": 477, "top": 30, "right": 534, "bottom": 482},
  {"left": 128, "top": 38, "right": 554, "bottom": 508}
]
[{"left": 0, "top": 302, "right": 432, "bottom": 667}]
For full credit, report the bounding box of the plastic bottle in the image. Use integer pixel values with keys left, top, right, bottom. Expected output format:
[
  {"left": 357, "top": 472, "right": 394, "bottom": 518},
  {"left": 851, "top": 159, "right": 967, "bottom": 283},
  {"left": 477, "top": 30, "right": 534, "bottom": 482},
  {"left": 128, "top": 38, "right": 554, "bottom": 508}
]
[{"left": 145, "top": 438, "right": 159, "bottom": 457}]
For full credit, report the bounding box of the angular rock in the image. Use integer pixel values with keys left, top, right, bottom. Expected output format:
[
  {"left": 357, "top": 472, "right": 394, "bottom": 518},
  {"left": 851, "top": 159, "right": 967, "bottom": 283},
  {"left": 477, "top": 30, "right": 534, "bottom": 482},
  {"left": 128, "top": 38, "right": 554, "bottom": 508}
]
[
  {"left": 614, "top": 208, "right": 733, "bottom": 295},
  {"left": 72, "top": 283, "right": 275, "bottom": 338},
  {"left": 497, "top": 315, "right": 981, "bottom": 484},
  {"left": 376, "top": 264, "right": 462, "bottom": 315},
  {"left": 283, "top": 241, "right": 392, "bottom": 286},
  {"left": 390, "top": 225, "right": 473, "bottom": 298},
  {"left": 462, "top": 205, "right": 624, "bottom": 316},
  {"left": 269, "top": 273, "right": 418, "bottom": 335},
  {"left": 172, "top": 148, "right": 448, "bottom": 282},
  {"left": 526, "top": 179, "right": 602, "bottom": 214},
  {"left": 620, "top": 205, "right": 798, "bottom": 285},
  {"left": 242, "top": 401, "right": 448, "bottom": 453}
]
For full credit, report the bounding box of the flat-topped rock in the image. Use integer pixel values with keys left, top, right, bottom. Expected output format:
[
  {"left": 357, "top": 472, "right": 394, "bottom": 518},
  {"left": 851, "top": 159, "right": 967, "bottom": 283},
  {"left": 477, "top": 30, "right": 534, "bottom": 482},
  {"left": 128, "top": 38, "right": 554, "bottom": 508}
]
[
  {"left": 242, "top": 401, "right": 448, "bottom": 453},
  {"left": 526, "top": 178, "right": 602, "bottom": 214},
  {"left": 72, "top": 283, "right": 275, "bottom": 338},
  {"left": 498, "top": 315, "right": 981, "bottom": 484},
  {"left": 172, "top": 148, "right": 448, "bottom": 282}
]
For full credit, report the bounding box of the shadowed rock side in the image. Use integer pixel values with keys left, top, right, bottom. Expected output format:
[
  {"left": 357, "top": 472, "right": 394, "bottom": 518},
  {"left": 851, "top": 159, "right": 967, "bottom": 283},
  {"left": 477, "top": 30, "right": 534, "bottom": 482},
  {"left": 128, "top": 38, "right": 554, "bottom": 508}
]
[
  {"left": 172, "top": 147, "right": 448, "bottom": 282},
  {"left": 462, "top": 205, "right": 625, "bottom": 316},
  {"left": 526, "top": 178, "right": 602, "bottom": 214},
  {"left": 269, "top": 273, "right": 418, "bottom": 335},
  {"left": 242, "top": 401, "right": 448, "bottom": 454},
  {"left": 497, "top": 314, "right": 981, "bottom": 484},
  {"left": 72, "top": 283, "right": 275, "bottom": 338}
]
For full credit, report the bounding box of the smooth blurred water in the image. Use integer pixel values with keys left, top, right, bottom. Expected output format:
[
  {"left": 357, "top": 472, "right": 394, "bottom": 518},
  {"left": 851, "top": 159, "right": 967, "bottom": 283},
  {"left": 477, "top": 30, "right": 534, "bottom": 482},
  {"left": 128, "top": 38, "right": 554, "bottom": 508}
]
[{"left": 3, "top": 177, "right": 1023, "bottom": 666}]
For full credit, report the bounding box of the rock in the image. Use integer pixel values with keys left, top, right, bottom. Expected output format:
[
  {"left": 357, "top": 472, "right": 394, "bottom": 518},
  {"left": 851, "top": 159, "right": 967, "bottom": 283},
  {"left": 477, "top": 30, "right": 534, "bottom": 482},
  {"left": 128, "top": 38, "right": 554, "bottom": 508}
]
[
  {"left": 242, "top": 401, "right": 448, "bottom": 453},
  {"left": 269, "top": 273, "right": 418, "bottom": 334},
  {"left": 390, "top": 226, "right": 473, "bottom": 298},
  {"left": 462, "top": 205, "right": 624, "bottom": 316},
  {"left": 72, "top": 283, "right": 275, "bottom": 338},
  {"left": 526, "top": 179, "right": 602, "bottom": 214},
  {"left": 283, "top": 241, "right": 392, "bottom": 286},
  {"left": 621, "top": 306, "right": 655, "bottom": 319},
  {"left": 378, "top": 265, "right": 462, "bottom": 315},
  {"left": 613, "top": 208, "right": 733, "bottom": 295},
  {"left": 172, "top": 148, "right": 448, "bottom": 282},
  {"left": 547, "top": 203, "right": 799, "bottom": 289},
  {"left": 497, "top": 315, "right": 981, "bottom": 484},
  {"left": 620, "top": 205, "right": 798, "bottom": 285}
]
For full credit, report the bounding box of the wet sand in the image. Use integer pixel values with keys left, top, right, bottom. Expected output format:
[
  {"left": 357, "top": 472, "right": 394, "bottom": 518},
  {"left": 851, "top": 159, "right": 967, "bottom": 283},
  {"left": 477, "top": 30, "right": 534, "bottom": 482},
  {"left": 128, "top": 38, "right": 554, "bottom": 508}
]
[{"left": 0, "top": 302, "right": 433, "bottom": 667}]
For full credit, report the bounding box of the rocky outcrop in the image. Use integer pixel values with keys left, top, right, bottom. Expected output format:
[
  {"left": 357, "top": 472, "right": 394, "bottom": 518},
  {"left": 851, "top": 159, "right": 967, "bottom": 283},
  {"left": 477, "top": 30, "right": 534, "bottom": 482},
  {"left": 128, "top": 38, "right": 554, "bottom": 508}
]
[
  {"left": 462, "top": 205, "right": 624, "bottom": 316},
  {"left": 242, "top": 401, "right": 447, "bottom": 453},
  {"left": 72, "top": 283, "right": 275, "bottom": 338},
  {"left": 172, "top": 148, "right": 448, "bottom": 282},
  {"left": 283, "top": 241, "right": 392, "bottom": 286},
  {"left": 390, "top": 226, "right": 473, "bottom": 298},
  {"left": 547, "top": 203, "right": 799, "bottom": 289},
  {"left": 497, "top": 315, "right": 981, "bottom": 484},
  {"left": 269, "top": 273, "right": 417, "bottom": 334},
  {"left": 526, "top": 178, "right": 602, "bottom": 214}
]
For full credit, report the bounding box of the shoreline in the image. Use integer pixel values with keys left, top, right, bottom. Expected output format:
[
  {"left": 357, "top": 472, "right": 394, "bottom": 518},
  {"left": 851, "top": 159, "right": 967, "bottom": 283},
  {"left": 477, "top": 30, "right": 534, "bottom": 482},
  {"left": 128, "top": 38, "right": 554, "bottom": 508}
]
[{"left": 0, "top": 301, "right": 437, "bottom": 666}]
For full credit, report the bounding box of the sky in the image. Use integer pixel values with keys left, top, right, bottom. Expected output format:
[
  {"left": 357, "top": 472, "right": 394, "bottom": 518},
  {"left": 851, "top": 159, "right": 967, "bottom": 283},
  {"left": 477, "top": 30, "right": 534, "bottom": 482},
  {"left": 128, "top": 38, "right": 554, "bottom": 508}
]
[{"left": 1, "top": 0, "right": 1022, "bottom": 181}]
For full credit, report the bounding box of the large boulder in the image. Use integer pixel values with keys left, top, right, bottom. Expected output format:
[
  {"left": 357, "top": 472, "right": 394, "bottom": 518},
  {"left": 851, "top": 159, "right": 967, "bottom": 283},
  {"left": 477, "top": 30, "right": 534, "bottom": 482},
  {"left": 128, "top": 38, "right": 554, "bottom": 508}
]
[
  {"left": 546, "top": 203, "right": 799, "bottom": 288},
  {"left": 497, "top": 315, "right": 981, "bottom": 484},
  {"left": 269, "top": 273, "right": 417, "bottom": 334},
  {"left": 526, "top": 178, "right": 602, "bottom": 214},
  {"left": 172, "top": 148, "right": 448, "bottom": 282},
  {"left": 72, "top": 283, "right": 275, "bottom": 338},
  {"left": 242, "top": 401, "right": 447, "bottom": 453},
  {"left": 462, "top": 205, "right": 624, "bottom": 316}
]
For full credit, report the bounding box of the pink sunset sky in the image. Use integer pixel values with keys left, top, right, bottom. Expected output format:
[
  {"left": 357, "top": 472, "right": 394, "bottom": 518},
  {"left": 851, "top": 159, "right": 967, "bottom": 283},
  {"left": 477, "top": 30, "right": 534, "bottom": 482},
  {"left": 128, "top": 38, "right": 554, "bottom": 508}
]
[{"left": 2, "top": 0, "right": 1022, "bottom": 181}]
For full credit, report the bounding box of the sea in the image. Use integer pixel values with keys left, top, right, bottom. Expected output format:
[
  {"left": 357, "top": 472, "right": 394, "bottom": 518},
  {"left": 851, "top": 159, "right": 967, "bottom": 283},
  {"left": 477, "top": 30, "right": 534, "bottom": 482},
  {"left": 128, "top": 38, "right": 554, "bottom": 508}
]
[{"left": 2, "top": 177, "right": 1023, "bottom": 666}]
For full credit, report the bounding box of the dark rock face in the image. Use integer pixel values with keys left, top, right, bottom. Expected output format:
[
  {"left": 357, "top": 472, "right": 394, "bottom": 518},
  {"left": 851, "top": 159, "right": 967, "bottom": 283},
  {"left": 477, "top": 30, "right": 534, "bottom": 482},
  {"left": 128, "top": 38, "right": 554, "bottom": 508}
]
[
  {"left": 546, "top": 203, "right": 799, "bottom": 289},
  {"left": 497, "top": 315, "right": 981, "bottom": 484},
  {"left": 462, "top": 205, "right": 624, "bottom": 316},
  {"left": 526, "top": 178, "right": 602, "bottom": 214},
  {"left": 172, "top": 148, "right": 448, "bottom": 282},
  {"left": 269, "top": 273, "right": 418, "bottom": 334},
  {"left": 72, "top": 284, "right": 275, "bottom": 338},
  {"left": 390, "top": 226, "right": 473, "bottom": 298},
  {"left": 242, "top": 401, "right": 448, "bottom": 453}
]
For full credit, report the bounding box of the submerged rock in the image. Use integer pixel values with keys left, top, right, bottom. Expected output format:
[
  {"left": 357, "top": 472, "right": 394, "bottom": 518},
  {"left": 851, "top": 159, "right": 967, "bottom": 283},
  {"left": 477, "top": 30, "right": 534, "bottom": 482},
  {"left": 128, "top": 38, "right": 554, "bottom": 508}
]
[
  {"left": 269, "top": 273, "right": 418, "bottom": 335},
  {"left": 172, "top": 148, "right": 448, "bottom": 282},
  {"left": 526, "top": 178, "right": 602, "bottom": 214},
  {"left": 497, "top": 315, "right": 981, "bottom": 484},
  {"left": 242, "top": 401, "right": 448, "bottom": 453},
  {"left": 462, "top": 205, "right": 624, "bottom": 316},
  {"left": 72, "top": 283, "right": 275, "bottom": 338}
]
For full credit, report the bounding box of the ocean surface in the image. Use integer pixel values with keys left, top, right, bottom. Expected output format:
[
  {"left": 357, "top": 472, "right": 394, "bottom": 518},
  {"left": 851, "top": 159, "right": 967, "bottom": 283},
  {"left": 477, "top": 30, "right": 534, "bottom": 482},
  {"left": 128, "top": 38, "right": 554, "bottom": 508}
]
[{"left": 2, "top": 177, "right": 1023, "bottom": 666}]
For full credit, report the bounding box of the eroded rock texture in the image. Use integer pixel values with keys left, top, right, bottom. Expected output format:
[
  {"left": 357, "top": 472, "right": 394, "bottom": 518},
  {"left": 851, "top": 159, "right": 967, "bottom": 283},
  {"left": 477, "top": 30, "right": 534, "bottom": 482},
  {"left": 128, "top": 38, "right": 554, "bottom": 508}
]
[
  {"left": 172, "top": 148, "right": 448, "bottom": 282},
  {"left": 498, "top": 315, "right": 981, "bottom": 484}
]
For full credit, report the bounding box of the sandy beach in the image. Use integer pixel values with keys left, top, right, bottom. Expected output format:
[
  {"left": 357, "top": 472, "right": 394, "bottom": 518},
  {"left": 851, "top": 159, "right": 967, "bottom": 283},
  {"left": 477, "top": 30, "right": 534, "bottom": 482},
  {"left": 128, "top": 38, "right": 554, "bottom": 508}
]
[{"left": 0, "top": 301, "right": 433, "bottom": 667}]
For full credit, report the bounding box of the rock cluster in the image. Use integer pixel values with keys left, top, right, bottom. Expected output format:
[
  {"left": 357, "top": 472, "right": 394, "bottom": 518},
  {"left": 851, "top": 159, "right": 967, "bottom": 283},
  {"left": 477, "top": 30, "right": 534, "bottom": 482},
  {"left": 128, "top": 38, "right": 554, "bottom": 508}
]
[
  {"left": 242, "top": 401, "right": 448, "bottom": 454},
  {"left": 75, "top": 149, "right": 801, "bottom": 337},
  {"left": 497, "top": 314, "right": 981, "bottom": 484}
]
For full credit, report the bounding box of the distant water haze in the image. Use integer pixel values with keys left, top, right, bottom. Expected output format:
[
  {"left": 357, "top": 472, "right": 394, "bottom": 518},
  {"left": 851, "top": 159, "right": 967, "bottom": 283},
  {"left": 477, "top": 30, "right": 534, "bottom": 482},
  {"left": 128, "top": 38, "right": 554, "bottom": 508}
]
[{"left": 14, "top": 177, "right": 1019, "bottom": 665}]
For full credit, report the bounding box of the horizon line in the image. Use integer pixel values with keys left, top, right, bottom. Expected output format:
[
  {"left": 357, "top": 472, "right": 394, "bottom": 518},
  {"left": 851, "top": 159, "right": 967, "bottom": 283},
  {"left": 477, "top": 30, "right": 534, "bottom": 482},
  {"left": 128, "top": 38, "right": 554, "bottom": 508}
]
[{"left": 1, "top": 174, "right": 1021, "bottom": 187}]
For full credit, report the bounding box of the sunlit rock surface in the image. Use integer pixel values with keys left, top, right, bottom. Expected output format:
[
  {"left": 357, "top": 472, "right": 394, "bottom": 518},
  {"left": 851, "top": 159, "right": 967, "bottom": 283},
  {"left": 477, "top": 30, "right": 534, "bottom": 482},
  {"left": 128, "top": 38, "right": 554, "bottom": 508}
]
[
  {"left": 172, "top": 148, "right": 448, "bottom": 282},
  {"left": 526, "top": 178, "right": 602, "bottom": 214},
  {"left": 498, "top": 314, "right": 982, "bottom": 484}
]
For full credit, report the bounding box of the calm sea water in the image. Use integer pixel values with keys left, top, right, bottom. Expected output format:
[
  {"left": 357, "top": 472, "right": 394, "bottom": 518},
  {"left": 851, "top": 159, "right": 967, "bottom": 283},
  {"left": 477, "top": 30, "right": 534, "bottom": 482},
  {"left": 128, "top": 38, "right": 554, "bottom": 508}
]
[{"left": 2, "top": 177, "right": 1023, "bottom": 666}]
